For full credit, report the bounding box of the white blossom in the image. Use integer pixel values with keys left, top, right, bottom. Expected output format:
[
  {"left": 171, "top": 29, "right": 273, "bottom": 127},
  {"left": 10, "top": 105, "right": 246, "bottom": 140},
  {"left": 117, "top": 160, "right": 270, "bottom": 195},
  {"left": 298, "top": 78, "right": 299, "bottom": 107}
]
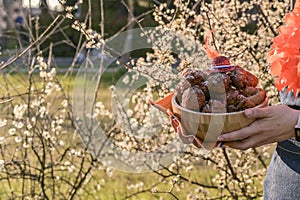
[
  {"left": 0, "top": 119, "right": 7, "bottom": 127},
  {"left": 13, "top": 104, "right": 28, "bottom": 120},
  {"left": 14, "top": 136, "right": 22, "bottom": 143},
  {"left": 0, "top": 160, "right": 4, "bottom": 171},
  {"left": 9, "top": 128, "right": 16, "bottom": 136}
]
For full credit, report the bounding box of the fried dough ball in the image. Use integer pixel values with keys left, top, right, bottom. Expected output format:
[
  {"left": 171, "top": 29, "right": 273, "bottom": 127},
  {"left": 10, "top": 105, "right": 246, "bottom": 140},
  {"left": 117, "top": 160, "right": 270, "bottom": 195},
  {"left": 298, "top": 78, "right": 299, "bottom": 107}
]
[
  {"left": 181, "top": 85, "right": 206, "bottom": 111},
  {"left": 226, "top": 88, "right": 240, "bottom": 105},
  {"left": 206, "top": 73, "right": 231, "bottom": 93},
  {"left": 227, "top": 104, "right": 240, "bottom": 112},
  {"left": 182, "top": 68, "right": 206, "bottom": 86},
  {"left": 202, "top": 99, "right": 226, "bottom": 113},
  {"left": 200, "top": 82, "right": 210, "bottom": 100},
  {"left": 230, "top": 66, "right": 258, "bottom": 89},
  {"left": 237, "top": 87, "right": 266, "bottom": 110},
  {"left": 175, "top": 78, "right": 190, "bottom": 102},
  {"left": 176, "top": 69, "right": 207, "bottom": 102}
]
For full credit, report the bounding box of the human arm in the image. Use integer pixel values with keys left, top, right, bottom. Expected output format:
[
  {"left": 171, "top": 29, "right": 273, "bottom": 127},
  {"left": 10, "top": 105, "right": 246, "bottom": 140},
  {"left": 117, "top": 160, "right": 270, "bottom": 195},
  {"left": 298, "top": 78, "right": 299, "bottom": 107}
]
[{"left": 217, "top": 105, "right": 300, "bottom": 150}]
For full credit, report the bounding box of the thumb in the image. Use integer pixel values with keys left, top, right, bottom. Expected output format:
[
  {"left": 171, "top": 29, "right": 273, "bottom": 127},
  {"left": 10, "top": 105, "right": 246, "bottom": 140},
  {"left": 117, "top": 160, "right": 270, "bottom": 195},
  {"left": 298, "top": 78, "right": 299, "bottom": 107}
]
[{"left": 244, "top": 107, "right": 268, "bottom": 119}]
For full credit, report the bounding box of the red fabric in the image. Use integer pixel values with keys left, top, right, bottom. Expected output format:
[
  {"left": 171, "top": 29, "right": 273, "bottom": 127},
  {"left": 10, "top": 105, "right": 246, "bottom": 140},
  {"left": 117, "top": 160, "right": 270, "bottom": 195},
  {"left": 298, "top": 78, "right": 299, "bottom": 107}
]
[{"left": 267, "top": 0, "right": 300, "bottom": 95}]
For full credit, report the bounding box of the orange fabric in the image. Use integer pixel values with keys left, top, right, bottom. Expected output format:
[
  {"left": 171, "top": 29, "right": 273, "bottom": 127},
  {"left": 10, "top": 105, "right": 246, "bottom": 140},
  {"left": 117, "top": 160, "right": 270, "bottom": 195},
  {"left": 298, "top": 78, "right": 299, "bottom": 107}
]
[
  {"left": 296, "top": 0, "right": 300, "bottom": 10},
  {"left": 267, "top": 0, "right": 300, "bottom": 95},
  {"left": 152, "top": 93, "right": 204, "bottom": 147},
  {"left": 205, "top": 31, "right": 221, "bottom": 59},
  {"left": 153, "top": 92, "right": 174, "bottom": 113}
]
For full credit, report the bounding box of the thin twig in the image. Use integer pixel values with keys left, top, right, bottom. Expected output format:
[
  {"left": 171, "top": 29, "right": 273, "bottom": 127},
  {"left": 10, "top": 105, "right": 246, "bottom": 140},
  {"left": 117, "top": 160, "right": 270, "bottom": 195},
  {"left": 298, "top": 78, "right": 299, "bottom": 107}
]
[
  {"left": 255, "top": 4, "right": 277, "bottom": 36},
  {"left": 0, "top": 99, "right": 12, "bottom": 104},
  {"left": 0, "top": 15, "right": 62, "bottom": 71}
]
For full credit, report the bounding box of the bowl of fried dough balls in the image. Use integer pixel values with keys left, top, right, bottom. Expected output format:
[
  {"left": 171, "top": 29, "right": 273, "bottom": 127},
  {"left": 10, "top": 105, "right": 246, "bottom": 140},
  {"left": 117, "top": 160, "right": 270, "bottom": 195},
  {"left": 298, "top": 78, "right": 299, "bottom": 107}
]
[{"left": 172, "top": 56, "right": 268, "bottom": 142}]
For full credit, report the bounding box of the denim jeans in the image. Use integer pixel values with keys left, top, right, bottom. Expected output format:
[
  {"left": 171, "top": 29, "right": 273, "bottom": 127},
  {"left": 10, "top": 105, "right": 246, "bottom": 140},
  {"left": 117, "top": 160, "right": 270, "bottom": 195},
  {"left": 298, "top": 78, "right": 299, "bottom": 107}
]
[{"left": 263, "top": 140, "right": 300, "bottom": 200}]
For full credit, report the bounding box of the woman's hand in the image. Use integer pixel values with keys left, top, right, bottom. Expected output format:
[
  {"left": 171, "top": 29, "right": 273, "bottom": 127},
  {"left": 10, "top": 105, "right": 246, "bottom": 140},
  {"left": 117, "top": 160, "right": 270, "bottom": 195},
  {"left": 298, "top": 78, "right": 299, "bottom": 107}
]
[{"left": 217, "top": 105, "right": 299, "bottom": 150}]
